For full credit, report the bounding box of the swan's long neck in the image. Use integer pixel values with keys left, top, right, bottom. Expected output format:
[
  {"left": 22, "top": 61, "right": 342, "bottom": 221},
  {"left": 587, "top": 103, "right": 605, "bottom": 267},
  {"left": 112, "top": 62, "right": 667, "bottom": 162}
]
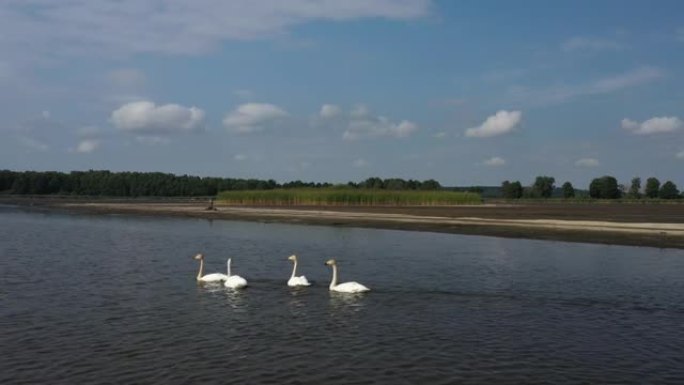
[
  {"left": 227, "top": 259, "right": 232, "bottom": 277},
  {"left": 197, "top": 258, "right": 204, "bottom": 280},
  {"left": 290, "top": 260, "right": 298, "bottom": 279},
  {"left": 329, "top": 264, "right": 338, "bottom": 289}
]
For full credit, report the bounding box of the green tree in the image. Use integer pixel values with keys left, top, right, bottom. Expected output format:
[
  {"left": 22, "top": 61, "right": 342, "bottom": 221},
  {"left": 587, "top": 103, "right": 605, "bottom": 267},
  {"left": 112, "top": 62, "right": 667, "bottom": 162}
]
[
  {"left": 589, "top": 175, "right": 620, "bottom": 199},
  {"left": 384, "top": 178, "right": 407, "bottom": 190},
  {"left": 561, "top": 181, "right": 575, "bottom": 198},
  {"left": 627, "top": 177, "right": 641, "bottom": 199},
  {"left": 645, "top": 177, "right": 660, "bottom": 198},
  {"left": 361, "top": 177, "right": 384, "bottom": 189},
  {"left": 659, "top": 181, "right": 680, "bottom": 199},
  {"left": 419, "top": 179, "right": 441, "bottom": 190},
  {"left": 533, "top": 176, "right": 555, "bottom": 198},
  {"left": 501, "top": 180, "right": 523, "bottom": 199}
]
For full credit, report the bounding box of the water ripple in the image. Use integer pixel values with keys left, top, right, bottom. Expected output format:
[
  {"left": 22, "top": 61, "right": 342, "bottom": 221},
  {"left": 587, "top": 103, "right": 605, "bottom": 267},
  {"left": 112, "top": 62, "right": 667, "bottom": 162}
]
[{"left": 2, "top": 207, "right": 684, "bottom": 384}]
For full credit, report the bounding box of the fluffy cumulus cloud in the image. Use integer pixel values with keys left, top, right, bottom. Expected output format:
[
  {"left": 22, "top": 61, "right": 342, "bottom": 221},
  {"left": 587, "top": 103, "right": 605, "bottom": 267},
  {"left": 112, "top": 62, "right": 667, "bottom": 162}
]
[
  {"left": 320, "top": 104, "right": 341, "bottom": 118},
  {"left": 343, "top": 110, "right": 418, "bottom": 141},
  {"left": 621, "top": 116, "right": 682, "bottom": 135},
  {"left": 0, "top": 0, "right": 430, "bottom": 59},
  {"left": 75, "top": 139, "right": 100, "bottom": 153},
  {"left": 111, "top": 101, "right": 205, "bottom": 134},
  {"left": 223, "top": 103, "right": 288, "bottom": 134},
  {"left": 575, "top": 158, "right": 600, "bottom": 168},
  {"left": 466, "top": 110, "right": 521, "bottom": 138},
  {"left": 483, "top": 157, "right": 506, "bottom": 167}
]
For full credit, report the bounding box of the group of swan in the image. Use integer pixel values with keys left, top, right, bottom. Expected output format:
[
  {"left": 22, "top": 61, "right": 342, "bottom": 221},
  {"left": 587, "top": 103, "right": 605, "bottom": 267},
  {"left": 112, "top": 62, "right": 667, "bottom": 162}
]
[
  {"left": 193, "top": 253, "right": 370, "bottom": 293},
  {"left": 193, "top": 253, "right": 247, "bottom": 289}
]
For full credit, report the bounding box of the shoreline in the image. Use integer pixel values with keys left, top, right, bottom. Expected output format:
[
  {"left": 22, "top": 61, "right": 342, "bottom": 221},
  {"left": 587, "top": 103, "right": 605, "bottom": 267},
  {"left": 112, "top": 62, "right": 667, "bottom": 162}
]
[{"left": 3, "top": 197, "right": 684, "bottom": 249}]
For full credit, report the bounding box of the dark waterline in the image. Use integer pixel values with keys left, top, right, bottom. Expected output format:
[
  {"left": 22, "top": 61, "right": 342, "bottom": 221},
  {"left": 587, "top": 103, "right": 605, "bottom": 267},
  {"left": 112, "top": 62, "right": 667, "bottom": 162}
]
[{"left": 1, "top": 206, "right": 684, "bottom": 384}]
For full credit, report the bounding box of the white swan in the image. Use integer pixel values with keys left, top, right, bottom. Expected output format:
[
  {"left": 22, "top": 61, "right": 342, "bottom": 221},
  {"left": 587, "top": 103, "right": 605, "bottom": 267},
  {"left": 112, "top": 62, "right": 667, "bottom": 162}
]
[
  {"left": 324, "top": 259, "right": 370, "bottom": 293},
  {"left": 193, "top": 253, "right": 229, "bottom": 283},
  {"left": 287, "top": 254, "right": 311, "bottom": 287},
  {"left": 224, "top": 258, "right": 248, "bottom": 289}
]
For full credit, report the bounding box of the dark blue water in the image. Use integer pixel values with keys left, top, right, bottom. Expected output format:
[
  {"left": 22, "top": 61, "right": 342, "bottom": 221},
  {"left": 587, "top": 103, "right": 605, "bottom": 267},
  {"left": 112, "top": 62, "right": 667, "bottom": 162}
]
[{"left": 1, "top": 206, "right": 684, "bottom": 384}]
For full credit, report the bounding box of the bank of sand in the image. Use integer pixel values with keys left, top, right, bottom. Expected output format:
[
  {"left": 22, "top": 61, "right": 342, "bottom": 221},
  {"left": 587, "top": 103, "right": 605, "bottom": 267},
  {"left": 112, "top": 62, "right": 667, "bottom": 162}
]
[{"left": 5, "top": 197, "right": 683, "bottom": 249}]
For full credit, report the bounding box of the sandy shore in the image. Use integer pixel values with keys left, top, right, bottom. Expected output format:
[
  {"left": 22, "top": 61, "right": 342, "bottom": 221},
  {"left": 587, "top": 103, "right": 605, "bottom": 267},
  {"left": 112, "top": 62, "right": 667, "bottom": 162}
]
[{"left": 4, "top": 197, "right": 683, "bottom": 249}]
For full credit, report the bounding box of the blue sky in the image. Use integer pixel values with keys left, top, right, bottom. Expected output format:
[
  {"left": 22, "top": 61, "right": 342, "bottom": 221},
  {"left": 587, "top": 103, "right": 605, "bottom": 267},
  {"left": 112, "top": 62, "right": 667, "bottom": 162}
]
[{"left": 1, "top": 0, "right": 683, "bottom": 187}]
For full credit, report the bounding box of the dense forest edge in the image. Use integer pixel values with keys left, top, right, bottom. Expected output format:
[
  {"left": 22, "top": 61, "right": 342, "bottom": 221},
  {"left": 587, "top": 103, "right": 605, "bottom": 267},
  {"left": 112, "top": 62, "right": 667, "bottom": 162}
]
[{"left": 0, "top": 170, "right": 682, "bottom": 203}]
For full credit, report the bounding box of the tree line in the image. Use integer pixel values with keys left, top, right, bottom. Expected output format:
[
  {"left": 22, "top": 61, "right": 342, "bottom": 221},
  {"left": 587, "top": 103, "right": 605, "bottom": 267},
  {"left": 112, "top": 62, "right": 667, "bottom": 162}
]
[
  {"left": 0, "top": 170, "right": 443, "bottom": 197},
  {"left": 501, "top": 175, "right": 682, "bottom": 200},
  {"left": 1, "top": 169, "right": 680, "bottom": 200}
]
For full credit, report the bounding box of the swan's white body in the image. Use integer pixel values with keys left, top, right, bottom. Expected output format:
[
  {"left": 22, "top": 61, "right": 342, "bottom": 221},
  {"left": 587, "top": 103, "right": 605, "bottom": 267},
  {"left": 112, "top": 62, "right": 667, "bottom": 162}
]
[
  {"left": 325, "top": 259, "right": 369, "bottom": 293},
  {"left": 194, "top": 253, "right": 229, "bottom": 283},
  {"left": 287, "top": 255, "right": 311, "bottom": 287},
  {"left": 224, "top": 258, "right": 248, "bottom": 289}
]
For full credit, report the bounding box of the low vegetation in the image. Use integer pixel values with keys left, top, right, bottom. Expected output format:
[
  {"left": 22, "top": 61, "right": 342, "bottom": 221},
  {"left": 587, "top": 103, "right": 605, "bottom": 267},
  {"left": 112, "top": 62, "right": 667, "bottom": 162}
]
[{"left": 217, "top": 188, "right": 481, "bottom": 206}]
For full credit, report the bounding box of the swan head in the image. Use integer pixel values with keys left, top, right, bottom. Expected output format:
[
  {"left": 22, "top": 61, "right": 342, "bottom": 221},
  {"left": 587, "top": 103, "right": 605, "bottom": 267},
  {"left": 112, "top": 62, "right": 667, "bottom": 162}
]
[
  {"left": 324, "top": 258, "right": 336, "bottom": 266},
  {"left": 288, "top": 254, "right": 297, "bottom": 262},
  {"left": 193, "top": 253, "right": 204, "bottom": 260}
]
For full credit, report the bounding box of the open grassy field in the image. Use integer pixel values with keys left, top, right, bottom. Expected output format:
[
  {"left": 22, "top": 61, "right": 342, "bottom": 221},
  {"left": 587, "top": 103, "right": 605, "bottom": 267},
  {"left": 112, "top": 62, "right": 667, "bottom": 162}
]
[{"left": 217, "top": 188, "right": 482, "bottom": 206}]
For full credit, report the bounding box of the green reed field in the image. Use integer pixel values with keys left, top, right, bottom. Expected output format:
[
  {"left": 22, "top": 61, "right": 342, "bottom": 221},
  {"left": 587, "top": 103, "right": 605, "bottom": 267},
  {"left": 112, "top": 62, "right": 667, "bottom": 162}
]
[{"left": 217, "top": 188, "right": 482, "bottom": 206}]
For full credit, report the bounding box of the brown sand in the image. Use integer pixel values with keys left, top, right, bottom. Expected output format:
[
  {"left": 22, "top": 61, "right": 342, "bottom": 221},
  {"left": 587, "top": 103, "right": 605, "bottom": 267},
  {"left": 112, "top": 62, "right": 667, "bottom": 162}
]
[{"left": 3, "top": 197, "right": 684, "bottom": 249}]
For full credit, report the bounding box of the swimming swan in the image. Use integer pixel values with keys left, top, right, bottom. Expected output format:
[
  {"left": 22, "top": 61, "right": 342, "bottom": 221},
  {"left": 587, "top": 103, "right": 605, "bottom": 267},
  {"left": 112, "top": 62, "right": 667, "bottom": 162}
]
[
  {"left": 224, "top": 258, "right": 248, "bottom": 289},
  {"left": 324, "top": 259, "right": 370, "bottom": 293},
  {"left": 194, "top": 253, "right": 229, "bottom": 283},
  {"left": 287, "top": 254, "right": 311, "bottom": 287}
]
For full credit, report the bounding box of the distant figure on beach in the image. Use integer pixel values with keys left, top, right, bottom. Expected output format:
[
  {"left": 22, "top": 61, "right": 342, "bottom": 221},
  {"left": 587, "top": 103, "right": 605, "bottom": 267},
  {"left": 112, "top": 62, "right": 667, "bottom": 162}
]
[{"left": 206, "top": 198, "right": 217, "bottom": 211}]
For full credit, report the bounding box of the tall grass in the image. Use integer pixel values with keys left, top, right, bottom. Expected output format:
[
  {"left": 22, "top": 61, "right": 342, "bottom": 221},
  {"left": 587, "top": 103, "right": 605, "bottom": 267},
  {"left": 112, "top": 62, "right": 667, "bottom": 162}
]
[{"left": 217, "top": 188, "right": 481, "bottom": 206}]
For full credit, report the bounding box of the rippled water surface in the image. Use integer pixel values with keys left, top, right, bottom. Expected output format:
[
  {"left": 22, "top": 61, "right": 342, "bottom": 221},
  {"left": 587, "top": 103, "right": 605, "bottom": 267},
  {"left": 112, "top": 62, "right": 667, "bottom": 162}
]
[{"left": 2, "top": 206, "right": 684, "bottom": 384}]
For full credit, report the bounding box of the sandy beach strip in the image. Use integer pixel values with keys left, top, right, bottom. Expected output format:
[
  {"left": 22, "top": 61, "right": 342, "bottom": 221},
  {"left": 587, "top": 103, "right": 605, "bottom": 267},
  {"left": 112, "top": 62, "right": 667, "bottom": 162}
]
[{"left": 40, "top": 201, "right": 684, "bottom": 249}]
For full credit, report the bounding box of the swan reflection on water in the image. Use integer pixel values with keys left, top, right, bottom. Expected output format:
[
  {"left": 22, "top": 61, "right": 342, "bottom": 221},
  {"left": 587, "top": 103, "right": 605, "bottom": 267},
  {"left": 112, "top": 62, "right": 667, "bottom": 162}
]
[
  {"left": 222, "top": 288, "right": 249, "bottom": 310},
  {"left": 328, "top": 291, "right": 368, "bottom": 311}
]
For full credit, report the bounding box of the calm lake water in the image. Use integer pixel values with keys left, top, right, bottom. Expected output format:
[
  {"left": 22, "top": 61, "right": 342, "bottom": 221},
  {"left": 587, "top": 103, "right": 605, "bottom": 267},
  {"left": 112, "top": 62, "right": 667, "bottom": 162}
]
[{"left": 2, "top": 206, "right": 684, "bottom": 384}]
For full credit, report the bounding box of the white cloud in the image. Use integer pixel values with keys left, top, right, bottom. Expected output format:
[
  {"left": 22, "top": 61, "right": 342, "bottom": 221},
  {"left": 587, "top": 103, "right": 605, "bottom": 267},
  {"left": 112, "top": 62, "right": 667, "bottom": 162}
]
[
  {"left": 353, "top": 158, "right": 369, "bottom": 167},
  {"left": 509, "top": 67, "right": 663, "bottom": 105},
  {"left": 622, "top": 116, "right": 682, "bottom": 135},
  {"left": 0, "top": 1, "right": 430, "bottom": 59},
  {"left": 575, "top": 158, "right": 600, "bottom": 167},
  {"left": 111, "top": 101, "right": 205, "bottom": 134},
  {"left": 676, "top": 150, "right": 684, "bottom": 159},
  {"left": 466, "top": 110, "right": 521, "bottom": 138},
  {"left": 343, "top": 115, "right": 418, "bottom": 141},
  {"left": 320, "top": 104, "right": 341, "bottom": 118},
  {"left": 223, "top": 103, "right": 288, "bottom": 134},
  {"left": 562, "top": 36, "right": 624, "bottom": 52},
  {"left": 483, "top": 157, "right": 506, "bottom": 167},
  {"left": 135, "top": 136, "right": 170, "bottom": 145},
  {"left": 350, "top": 104, "right": 371, "bottom": 118},
  {"left": 234, "top": 154, "right": 247, "bottom": 161},
  {"left": 433, "top": 132, "right": 447, "bottom": 139},
  {"left": 75, "top": 139, "right": 100, "bottom": 153}
]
